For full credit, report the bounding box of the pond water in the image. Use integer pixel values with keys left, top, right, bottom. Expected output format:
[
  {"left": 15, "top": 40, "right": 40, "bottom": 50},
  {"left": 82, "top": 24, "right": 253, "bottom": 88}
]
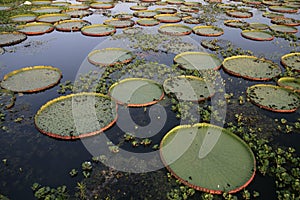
[{"left": 0, "top": 0, "right": 300, "bottom": 199}]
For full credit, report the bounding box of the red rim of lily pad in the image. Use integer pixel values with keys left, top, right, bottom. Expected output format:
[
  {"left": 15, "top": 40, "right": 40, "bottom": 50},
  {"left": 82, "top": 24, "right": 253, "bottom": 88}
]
[
  {"left": 81, "top": 24, "right": 116, "bottom": 36},
  {"left": 193, "top": 26, "right": 224, "bottom": 37},
  {"left": 17, "top": 22, "right": 54, "bottom": 35},
  {"left": 0, "top": 32, "right": 27, "bottom": 47},
  {"left": 55, "top": 19, "right": 91, "bottom": 32},
  {"left": 277, "top": 77, "right": 300, "bottom": 92}
]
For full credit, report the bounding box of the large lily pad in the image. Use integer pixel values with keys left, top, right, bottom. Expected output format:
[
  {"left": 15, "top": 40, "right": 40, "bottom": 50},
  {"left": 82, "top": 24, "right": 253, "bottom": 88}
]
[
  {"left": 133, "top": 10, "right": 158, "bottom": 18},
  {"left": 193, "top": 26, "right": 224, "bottom": 37},
  {"left": 17, "top": 22, "right": 54, "bottom": 35},
  {"left": 241, "top": 30, "right": 274, "bottom": 41},
  {"left": 163, "top": 75, "right": 214, "bottom": 101},
  {"left": 160, "top": 123, "right": 256, "bottom": 194},
  {"left": 32, "top": 6, "right": 62, "bottom": 14},
  {"left": 90, "top": 2, "right": 114, "bottom": 9},
  {"left": 271, "top": 17, "right": 300, "bottom": 26},
  {"left": 224, "top": 20, "right": 249, "bottom": 28},
  {"left": 35, "top": 93, "right": 117, "bottom": 139},
  {"left": 226, "top": 10, "right": 253, "bottom": 18},
  {"left": 55, "top": 19, "right": 91, "bottom": 32},
  {"left": 154, "top": 14, "right": 182, "bottom": 23},
  {"left": 81, "top": 24, "right": 116, "bottom": 36},
  {"left": 174, "top": 52, "right": 222, "bottom": 70},
  {"left": 0, "top": 66, "right": 62, "bottom": 93},
  {"left": 155, "top": 7, "right": 177, "bottom": 14},
  {"left": 222, "top": 55, "right": 282, "bottom": 80},
  {"left": 64, "top": 9, "right": 93, "bottom": 18},
  {"left": 0, "top": 32, "right": 27, "bottom": 47},
  {"left": 36, "top": 13, "right": 71, "bottom": 23},
  {"left": 269, "top": 25, "right": 298, "bottom": 33},
  {"left": 281, "top": 52, "right": 300, "bottom": 71},
  {"left": 103, "top": 19, "right": 135, "bottom": 28},
  {"left": 10, "top": 14, "right": 37, "bottom": 23},
  {"left": 269, "top": 5, "right": 298, "bottom": 13},
  {"left": 158, "top": 24, "right": 192, "bottom": 36},
  {"left": 277, "top": 77, "right": 300, "bottom": 92},
  {"left": 246, "top": 84, "right": 300, "bottom": 112},
  {"left": 88, "top": 48, "right": 134, "bottom": 66},
  {"left": 108, "top": 78, "right": 164, "bottom": 107},
  {"left": 137, "top": 18, "right": 160, "bottom": 26}
]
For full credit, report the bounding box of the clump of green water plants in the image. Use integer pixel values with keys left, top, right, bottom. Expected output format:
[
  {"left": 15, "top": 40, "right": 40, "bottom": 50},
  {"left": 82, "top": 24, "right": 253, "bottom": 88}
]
[{"left": 31, "top": 183, "right": 69, "bottom": 200}]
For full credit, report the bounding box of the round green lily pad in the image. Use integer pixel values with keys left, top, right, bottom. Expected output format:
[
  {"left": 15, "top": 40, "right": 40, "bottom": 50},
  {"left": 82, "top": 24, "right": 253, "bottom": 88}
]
[
  {"left": 36, "top": 13, "right": 71, "bottom": 23},
  {"left": 34, "top": 93, "right": 117, "bottom": 139},
  {"left": 154, "top": 14, "right": 181, "bottom": 23},
  {"left": 64, "top": 9, "right": 93, "bottom": 18},
  {"left": 90, "top": 2, "right": 114, "bottom": 9},
  {"left": 32, "top": 6, "right": 62, "bottom": 14},
  {"left": 226, "top": 10, "right": 253, "bottom": 18},
  {"left": 262, "top": 12, "right": 284, "bottom": 18},
  {"left": 179, "top": 5, "right": 199, "bottom": 13},
  {"left": 81, "top": 24, "right": 116, "bottom": 36},
  {"left": 271, "top": 17, "right": 300, "bottom": 26},
  {"left": 0, "top": 89, "right": 15, "bottom": 109},
  {"left": 224, "top": 20, "right": 249, "bottom": 28},
  {"left": 249, "top": 22, "right": 269, "bottom": 30},
  {"left": 88, "top": 48, "right": 134, "bottom": 66},
  {"left": 137, "top": 18, "right": 160, "bottom": 26},
  {"left": 269, "top": 24, "right": 298, "bottom": 33},
  {"left": 262, "top": 0, "right": 282, "bottom": 6},
  {"left": 17, "top": 22, "right": 54, "bottom": 35},
  {"left": 113, "top": 13, "right": 133, "bottom": 19},
  {"left": 160, "top": 123, "right": 256, "bottom": 194},
  {"left": 281, "top": 52, "right": 300, "bottom": 71},
  {"left": 108, "top": 78, "right": 164, "bottom": 107},
  {"left": 51, "top": 1, "right": 71, "bottom": 7},
  {"left": 241, "top": 30, "right": 274, "bottom": 41},
  {"left": 155, "top": 7, "right": 177, "bottom": 14},
  {"left": 174, "top": 52, "right": 222, "bottom": 70},
  {"left": 32, "top": 0, "right": 52, "bottom": 5},
  {"left": 55, "top": 19, "right": 91, "bottom": 32},
  {"left": 158, "top": 24, "right": 192, "bottom": 36},
  {"left": 103, "top": 19, "right": 135, "bottom": 28},
  {"left": 269, "top": 5, "right": 298, "bottom": 13},
  {"left": 243, "top": 0, "right": 262, "bottom": 4},
  {"left": 163, "top": 76, "right": 214, "bottom": 101},
  {"left": 68, "top": 4, "right": 89, "bottom": 10},
  {"left": 183, "top": 16, "right": 203, "bottom": 24},
  {"left": 222, "top": 55, "right": 282, "bottom": 80},
  {"left": 133, "top": 10, "right": 158, "bottom": 18},
  {"left": 130, "top": 5, "right": 148, "bottom": 11},
  {"left": 246, "top": 84, "right": 300, "bottom": 112},
  {"left": 10, "top": 14, "right": 37, "bottom": 23},
  {"left": 277, "top": 77, "right": 300, "bottom": 92},
  {"left": 122, "top": 27, "right": 143, "bottom": 34},
  {"left": 193, "top": 26, "right": 224, "bottom": 37},
  {"left": 0, "top": 66, "right": 62, "bottom": 93},
  {"left": 0, "top": 32, "right": 27, "bottom": 47},
  {"left": 167, "top": 0, "right": 185, "bottom": 4}
]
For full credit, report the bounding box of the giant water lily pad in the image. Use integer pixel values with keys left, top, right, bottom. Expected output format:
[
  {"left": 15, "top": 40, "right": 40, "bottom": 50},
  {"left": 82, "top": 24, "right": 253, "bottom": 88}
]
[
  {"left": 226, "top": 10, "right": 253, "bottom": 18},
  {"left": 271, "top": 17, "right": 300, "bottom": 26},
  {"left": 55, "top": 19, "right": 91, "bottom": 31},
  {"left": 0, "top": 89, "right": 16, "bottom": 109},
  {"left": 64, "top": 9, "right": 93, "bottom": 18},
  {"left": 32, "top": 6, "right": 62, "bottom": 13},
  {"left": 35, "top": 93, "right": 117, "bottom": 139},
  {"left": 88, "top": 48, "right": 134, "bottom": 66},
  {"left": 281, "top": 52, "right": 300, "bottom": 71},
  {"left": 174, "top": 52, "right": 222, "bottom": 70},
  {"left": 193, "top": 26, "right": 224, "bottom": 37},
  {"left": 154, "top": 14, "right": 181, "bottom": 23},
  {"left": 108, "top": 78, "right": 164, "bottom": 107},
  {"left": 137, "top": 18, "right": 160, "bottom": 26},
  {"left": 222, "top": 55, "right": 282, "bottom": 80},
  {"left": 103, "top": 19, "right": 135, "bottom": 28},
  {"left": 0, "top": 66, "right": 62, "bottom": 93},
  {"left": 36, "top": 13, "right": 71, "bottom": 23},
  {"left": 249, "top": 22, "right": 269, "bottom": 30},
  {"left": 68, "top": 4, "right": 89, "bottom": 10},
  {"left": 17, "top": 22, "right": 54, "bottom": 35},
  {"left": 158, "top": 24, "right": 192, "bottom": 36},
  {"left": 160, "top": 123, "right": 256, "bottom": 194},
  {"left": 163, "top": 76, "right": 214, "bottom": 101},
  {"left": 269, "top": 5, "right": 298, "bottom": 13},
  {"left": 241, "top": 30, "right": 274, "bottom": 41},
  {"left": 10, "top": 14, "right": 37, "bottom": 23},
  {"left": 0, "top": 32, "right": 27, "bottom": 47},
  {"left": 277, "top": 77, "right": 300, "bottom": 92},
  {"left": 90, "top": 2, "right": 114, "bottom": 9},
  {"left": 269, "top": 25, "right": 298, "bottom": 33},
  {"left": 155, "top": 7, "right": 177, "bottom": 14},
  {"left": 133, "top": 10, "right": 158, "bottom": 18},
  {"left": 246, "top": 84, "right": 300, "bottom": 112},
  {"left": 224, "top": 20, "right": 249, "bottom": 28},
  {"left": 81, "top": 24, "right": 116, "bottom": 36}
]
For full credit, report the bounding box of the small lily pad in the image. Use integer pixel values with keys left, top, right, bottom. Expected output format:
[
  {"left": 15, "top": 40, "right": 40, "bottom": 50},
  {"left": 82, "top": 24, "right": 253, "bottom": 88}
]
[
  {"left": 246, "top": 84, "right": 300, "bottom": 112},
  {"left": 249, "top": 22, "right": 269, "bottom": 30},
  {"left": 281, "top": 52, "right": 300, "bottom": 72}
]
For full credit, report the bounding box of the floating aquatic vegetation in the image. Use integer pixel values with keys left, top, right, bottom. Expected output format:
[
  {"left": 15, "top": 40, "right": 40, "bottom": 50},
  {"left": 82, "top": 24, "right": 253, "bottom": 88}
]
[
  {"left": 88, "top": 48, "right": 134, "bottom": 67},
  {"left": 10, "top": 14, "right": 37, "bottom": 23},
  {"left": 113, "top": 13, "right": 133, "bottom": 19},
  {"left": 179, "top": 5, "right": 199, "bottom": 13},
  {"left": 154, "top": 14, "right": 181, "bottom": 23},
  {"left": 166, "top": 0, "right": 185, "bottom": 5},
  {"left": 269, "top": 24, "right": 298, "bottom": 33},
  {"left": 222, "top": 55, "right": 282, "bottom": 80},
  {"left": 160, "top": 123, "right": 256, "bottom": 194},
  {"left": 243, "top": 0, "right": 262, "bottom": 5},
  {"left": 17, "top": 22, "right": 54, "bottom": 35},
  {"left": 51, "top": 1, "right": 71, "bottom": 7},
  {"left": 281, "top": 52, "right": 300, "bottom": 72},
  {"left": 55, "top": 19, "right": 91, "bottom": 32},
  {"left": 226, "top": 10, "right": 253, "bottom": 18},
  {"left": 133, "top": 10, "right": 158, "bottom": 18},
  {"left": 122, "top": 27, "right": 143, "bottom": 34},
  {"left": 224, "top": 20, "right": 249, "bottom": 28},
  {"left": 68, "top": 4, "right": 89, "bottom": 10},
  {"left": 35, "top": 92, "right": 117, "bottom": 139},
  {"left": 36, "top": 13, "right": 71, "bottom": 23},
  {"left": 249, "top": 22, "right": 269, "bottom": 30},
  {"left": 0, "top": 89, "right": 16, "bottom": 109},
  {"left": 277, "top": 77, "right": 300, "bottom": 92},
  {"left": 200, "top": 39, "right": 220, "bottom": 51},
  {"left": 103, "top": 19, "right": 135, "bottom": 28},
  {"left": 90, "top": 2, "right": 114, "bottom": 9},
  {"left": 183, "top": 16, "right": 203, "bottom": 24},
  {"left": 81, "top": 24, "right": 116, "bottom": 37},
  {"left": 192, "top": 26, "right": 224, "bottom": 37},
  {"left": 32, "top": 0, "right": 52, "bottom": 5},
  {"left": 241, "top": 30, "right": 274, "bottom": 41},
  {"left": 163, "top": 75, "right": 214, "bottom": 101},
  {"left": 31, "top": 6, "right": 62, "bottom": 14},
  {"left": 268, "top": 5, "right": 298, "bottom": 13},
  {"left": 0, "top": 66, "right": 62, "bottom": 93},
  {"left": 0, "top": 32, "right": 27, "bottom": 46},
  {"left": 174, "top": 52, "right": 222, "bottom": 70},
  {"left": 155, "top": 7, "right": 177, "bottom": 14},
  {"left": 136, "top": 18, "right": 160, "bottom": 26},
  {"left": 246, "top": 84, "right": 300, "bottom": 112},
  {"left": 130, "top": 5, "right": 148, "bottom": 11},
  {"left": 64, "top": 9, "right": 93, "bottom": 18},
  {"left": 262, "top": 0, "right": 282, "bottom": 6},
  {"left": 271, "top": 17, "right": 300, "bottom": 26},
  {"left": 108, "top": 78, "right": 164, "bottom": 107},
  {"left": 158, "top": 24, "right": 192, "bottom": 36},
  {"left": 262, "top": 11, "right": 284, "bottom": 18}
]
